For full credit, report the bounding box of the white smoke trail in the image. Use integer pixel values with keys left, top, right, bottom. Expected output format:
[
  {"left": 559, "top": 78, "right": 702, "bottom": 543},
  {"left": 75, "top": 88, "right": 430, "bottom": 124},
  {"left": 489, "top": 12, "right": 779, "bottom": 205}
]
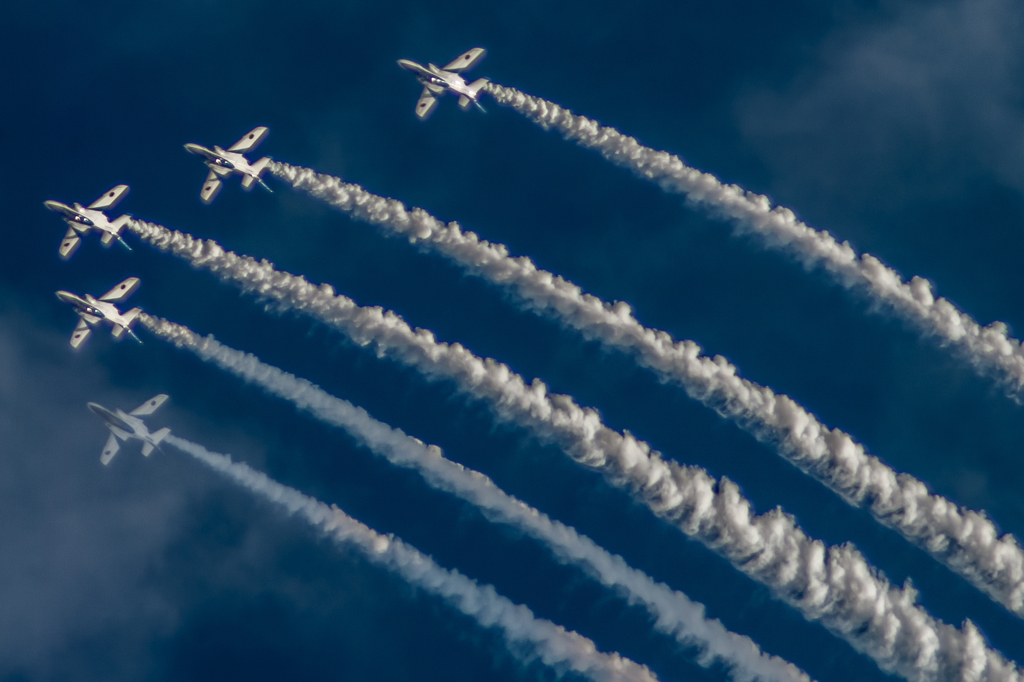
[
  {"left": 143, "top": 314, "right": 810, "bottom": 682},
  {"left": 127, "top": 218, "right": 1023, "bottom": 681},
  {"left": 165, "top": 434, "right": 659, "bottom": 682},
  {"left": 480, "top": 82, "right": 1024, "bottom": 398},
  {"left": 265, "top": 159, "right": 1024, "bottom": 621}
]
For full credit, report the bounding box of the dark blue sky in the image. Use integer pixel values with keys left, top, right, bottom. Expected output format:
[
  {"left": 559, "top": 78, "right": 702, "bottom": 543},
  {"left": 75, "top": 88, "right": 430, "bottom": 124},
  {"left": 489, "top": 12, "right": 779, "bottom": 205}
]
[{"left": 4, "top": 1, "right": 1024, "bottom": 680}]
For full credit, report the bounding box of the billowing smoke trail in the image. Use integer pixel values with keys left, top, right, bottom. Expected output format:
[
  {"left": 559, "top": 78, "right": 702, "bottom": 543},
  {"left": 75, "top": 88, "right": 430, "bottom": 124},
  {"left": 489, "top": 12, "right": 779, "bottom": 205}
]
[
  {"left": 482, "top": 84, "right": 1024, "bottom": 392},
  {"left": 143, "top": 314, "right": 810, "bottom": 682},
  {"left": 127, "top": 218, "right": 1022, "bottom": 681},
  {"left": 165, "top": 435, "right": 659, "bottom": 682},
  {"left": 266, "top": 159, "right": 1024, "bottom": 621}
]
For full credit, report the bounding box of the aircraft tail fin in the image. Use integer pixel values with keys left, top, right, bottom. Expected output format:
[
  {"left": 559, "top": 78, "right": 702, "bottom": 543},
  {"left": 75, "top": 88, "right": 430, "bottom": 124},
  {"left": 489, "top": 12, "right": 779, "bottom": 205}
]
[
  {"left": 460, "top": 79, "right": 489, "bottom": 111},
  {"left": 112, "top": 308, "right": 143, "bottom": 343},
  {"left": 143, "top": 427, "right": 171, "bottom": 456},
  {"left": 111, "top": 214, "right": 133, "bottom": 250},
  {"left": 242, "top": 157, "right": 272, "bottom": 191}
]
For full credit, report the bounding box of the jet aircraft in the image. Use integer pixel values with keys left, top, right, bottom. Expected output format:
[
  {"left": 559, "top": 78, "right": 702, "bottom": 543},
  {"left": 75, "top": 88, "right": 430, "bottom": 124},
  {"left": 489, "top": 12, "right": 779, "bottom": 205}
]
[
  {"left": 88, "top": 394, "right": 171, "bottom": 465},
  {"left": 44, "top": 184, "right": 133, "bottom": 259},
  {"left": 184, "top": 126, "right": 273, "bottom": 204},
  {"left": 56, "top": 276, "right": 143, "bottom": 349},
  {"left": 397, "top": 48, "right": 489, "bottom": 120}
]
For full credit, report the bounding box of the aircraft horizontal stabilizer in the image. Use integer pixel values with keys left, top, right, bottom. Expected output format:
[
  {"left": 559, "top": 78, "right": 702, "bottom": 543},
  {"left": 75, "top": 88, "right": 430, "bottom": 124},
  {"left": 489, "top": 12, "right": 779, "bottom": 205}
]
[
  {"left": 100, "top": 432, "right": 120, "bottom": 465},
  {"left": 100, "top": 231, "right": 116, "bottom": 247},
  {"left": 145, "top": 427, "right": 172, "bottom": 456},
  {"left": 112, "top": 308, "right": 143, "bottom": 343},
  {"left": 241, "top": 157, "right": 271, "bottom": 191},
  {"left": 111, "top": 214, "right": 133, "bottom": 233}
]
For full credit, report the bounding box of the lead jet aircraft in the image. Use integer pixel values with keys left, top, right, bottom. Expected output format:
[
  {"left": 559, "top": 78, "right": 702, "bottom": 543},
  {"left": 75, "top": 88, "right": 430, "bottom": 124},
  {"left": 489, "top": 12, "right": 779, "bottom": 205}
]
[
  {"left": 397, "top": 48, "right": 489, "bottom": 120},
  {"left": 184, "top": 126, "right": 273, "bottom": 204},
  {"left": 56, "top": 276, "right": 143, "bottom": 349},
  {"left": 44, "top": 184, "right": 132, "bottom": 259},
  {"left": 88, "top": 394, "right": 171, "bottom": 465}
]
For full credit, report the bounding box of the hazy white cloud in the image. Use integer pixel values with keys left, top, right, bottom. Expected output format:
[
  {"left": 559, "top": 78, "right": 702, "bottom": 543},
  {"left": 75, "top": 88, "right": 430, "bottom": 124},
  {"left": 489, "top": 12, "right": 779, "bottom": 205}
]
[
  {"left": 0, "top": 307, "right": 187, "bottom": 679},
  {"left": 737, "top": 0, "right": 1024, "bottom": 206}
]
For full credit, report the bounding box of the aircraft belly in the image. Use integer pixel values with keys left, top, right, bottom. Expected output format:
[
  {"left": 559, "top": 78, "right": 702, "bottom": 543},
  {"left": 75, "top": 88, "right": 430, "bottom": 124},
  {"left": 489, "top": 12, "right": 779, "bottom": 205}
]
[{"left": 109, "top": 425, "right": 131, "bottom": 440}]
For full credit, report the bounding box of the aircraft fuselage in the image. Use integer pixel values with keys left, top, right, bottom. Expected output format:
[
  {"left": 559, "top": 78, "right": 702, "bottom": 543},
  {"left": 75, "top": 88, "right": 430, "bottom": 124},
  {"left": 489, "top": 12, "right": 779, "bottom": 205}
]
[
  {"left": 44, "top": 200, "right": 124, "bottom": 238},
  {"left": 184, "top": 143, "right": 260, "bottom": 180},
  {"left": 87, "top": 402, "right": 137, "bottom": 436},
  {"left": 55, "top": 291, "right": 138, "bottom": 337},
  {"left": 397, "top": 60, "right": 476, "bottom": 100}
]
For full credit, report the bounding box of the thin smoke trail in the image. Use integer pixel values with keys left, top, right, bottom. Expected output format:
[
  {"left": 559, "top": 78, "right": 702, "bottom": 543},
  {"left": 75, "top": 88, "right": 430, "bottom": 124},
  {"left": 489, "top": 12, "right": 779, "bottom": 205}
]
[
  {"left": 142, "top": 314, "right": 811, "bottom": 682},
  {"left": 480, "top": 82, "right": 1024, "bottom": 398},
  {"left": 266, "top": 159, "right": 1024, "bottom": 621},
  {"left": 165, "top": 435, "right": 659, "bottom": 682},
  {"left": 126, "top": 217, "right": 1022, "bottom": 681}
]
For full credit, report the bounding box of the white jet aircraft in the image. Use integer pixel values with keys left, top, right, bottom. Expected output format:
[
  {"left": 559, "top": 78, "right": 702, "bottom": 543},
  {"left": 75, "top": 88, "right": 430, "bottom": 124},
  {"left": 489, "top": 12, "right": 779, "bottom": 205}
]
[
  {"left": 44, "top": 184, "right": 133, "bottom": 259},
  {"left": 184, "top": 126, "right": 273, "bottom": 204},
  {"left": 88, "top": 394, "right": 171, "bottom": 465},
  {"left": 397, "top": 48, "right": 489, "bottom": 120},
  {"left": 56, "top": 276, "right": 143, "bottom": 349}
]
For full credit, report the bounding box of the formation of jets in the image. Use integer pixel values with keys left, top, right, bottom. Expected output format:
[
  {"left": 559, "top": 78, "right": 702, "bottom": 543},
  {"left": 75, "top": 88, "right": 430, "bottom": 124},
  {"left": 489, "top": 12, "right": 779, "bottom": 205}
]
[{"left": 43, "top": 47, "right": 487, "bottom": 464}]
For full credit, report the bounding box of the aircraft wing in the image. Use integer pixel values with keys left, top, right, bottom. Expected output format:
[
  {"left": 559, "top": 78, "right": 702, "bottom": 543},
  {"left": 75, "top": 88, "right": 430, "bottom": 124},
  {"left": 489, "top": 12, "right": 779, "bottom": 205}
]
[
  {"left": 59, "top": 227, "right": 81, "bottom": 260},
  {"left": 227, "top": 126, "right": 269, "bottom": 153},
  {"left": 70, "top": 318, "right": 92, "bottom": 349},
  {"left": 100, "top": 432, "right": 120, "bottom": 465},
  {"left": 200, "top": 171, "right": 223, "bottom": 204},
  {"left": 415, "top": 88, "right": 439, "bottom": 120},
  {"left": 99, "top": 277, "right": 140, "bottom": 303},
  {"left": 443, "top": 48, "right": 486, "bottom": 72},
  {"left": 88, "top": 185, "right": 130, "bottom": 211},
  {"left": 130, "top": 394, "right": 169, "bottom": 416}
]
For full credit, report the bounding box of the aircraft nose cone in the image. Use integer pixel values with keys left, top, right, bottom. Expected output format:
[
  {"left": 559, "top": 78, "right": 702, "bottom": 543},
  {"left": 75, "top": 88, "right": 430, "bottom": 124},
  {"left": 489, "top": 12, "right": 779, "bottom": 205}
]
[
  {"left": 397, "top": 59, "right": 415, "bottom": 70},
  {"left": 86, "top": 402, "right": 104, "bottom": 416},
  {"left": 55, "top": 290, "right": 74, "bottom": 303},
  {"left": 183, "top": 143, "right": 202, "bottom": 154},
  {"left": 43, "top": 200, "right": 62, "bottom": 212}
]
